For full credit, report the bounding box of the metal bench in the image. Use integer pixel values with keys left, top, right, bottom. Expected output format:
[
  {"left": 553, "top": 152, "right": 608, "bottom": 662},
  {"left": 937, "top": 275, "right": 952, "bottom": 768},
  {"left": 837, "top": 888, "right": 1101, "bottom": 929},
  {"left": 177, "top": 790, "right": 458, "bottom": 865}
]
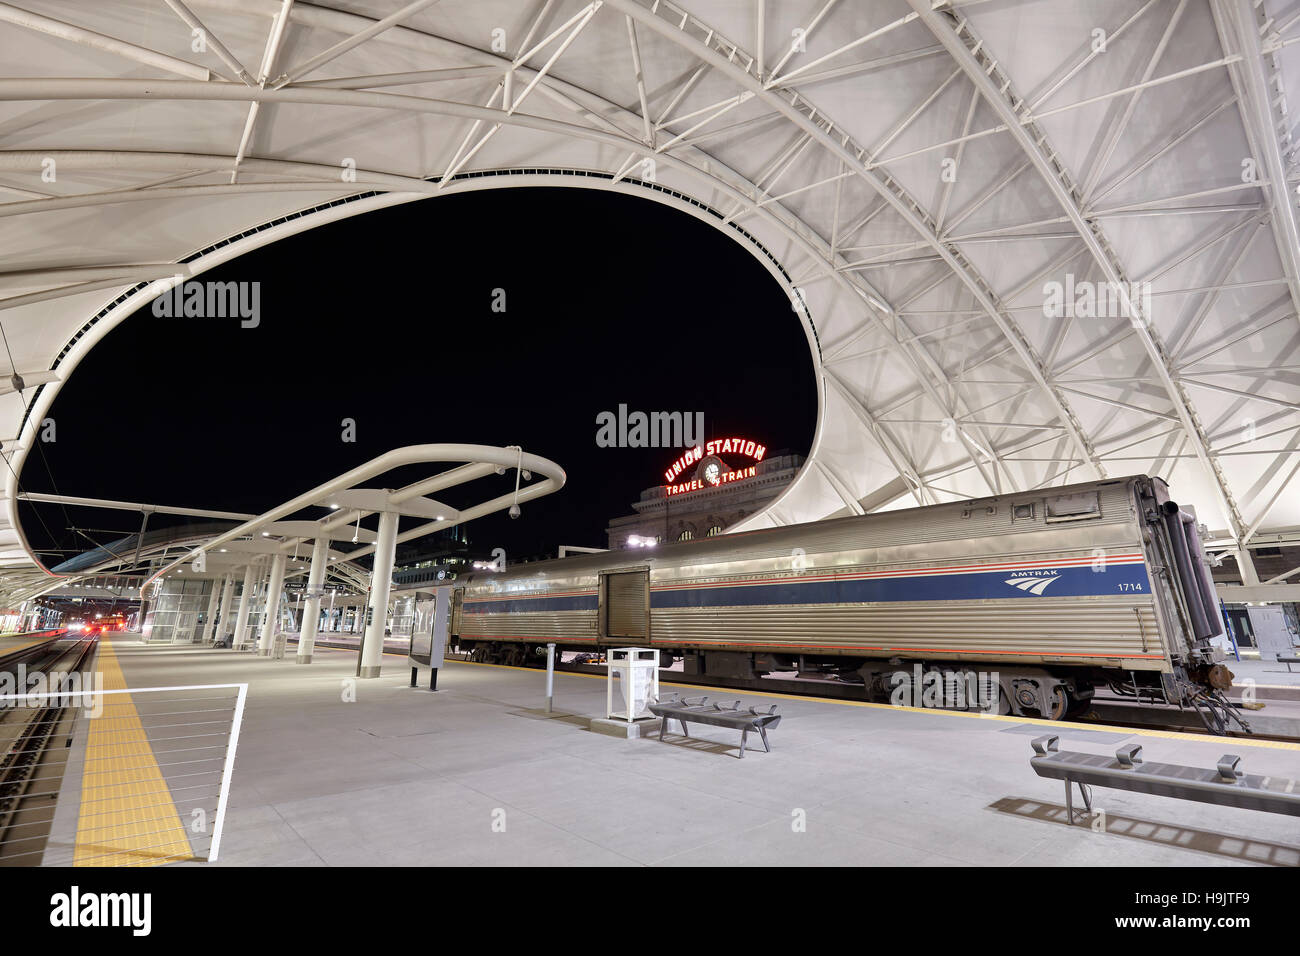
[
  {"left": 1029, "top": 735, "right": 1300, "bottom": 824},
  {"left": 1279, "top": 655, "right": 1300, "bottom": 673},
  {"left": 647, "top": 695, "right": 781, "bottom": 758}
]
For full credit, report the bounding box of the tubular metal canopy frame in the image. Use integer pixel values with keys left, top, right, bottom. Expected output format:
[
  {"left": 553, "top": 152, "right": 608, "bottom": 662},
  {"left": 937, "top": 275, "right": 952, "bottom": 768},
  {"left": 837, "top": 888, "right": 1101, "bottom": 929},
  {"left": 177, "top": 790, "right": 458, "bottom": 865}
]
[{"left": 138, "top": 443, "right": 566, "bottom": 596}]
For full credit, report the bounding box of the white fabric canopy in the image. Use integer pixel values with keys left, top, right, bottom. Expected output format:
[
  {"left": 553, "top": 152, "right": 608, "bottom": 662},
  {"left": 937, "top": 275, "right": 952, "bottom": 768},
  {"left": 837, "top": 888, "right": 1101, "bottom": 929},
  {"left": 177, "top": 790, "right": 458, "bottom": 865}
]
[{"left": 2, "top": 0, "right": 1298, "bottom": 603}]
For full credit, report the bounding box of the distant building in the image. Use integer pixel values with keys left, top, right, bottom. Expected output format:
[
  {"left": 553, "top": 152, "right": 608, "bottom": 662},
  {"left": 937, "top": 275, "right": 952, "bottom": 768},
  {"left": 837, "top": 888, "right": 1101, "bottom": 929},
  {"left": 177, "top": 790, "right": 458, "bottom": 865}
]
[{"left": 606, "top": 437, "right": 803, "bottom": 548}]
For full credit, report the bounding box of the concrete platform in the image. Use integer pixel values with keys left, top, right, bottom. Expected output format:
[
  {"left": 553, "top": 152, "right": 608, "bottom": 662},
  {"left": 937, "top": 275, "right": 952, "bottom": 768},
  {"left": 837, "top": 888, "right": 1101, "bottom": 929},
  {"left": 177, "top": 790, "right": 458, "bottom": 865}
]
[
  {"left": 78, "top": 635, "right": 1300, "bottom": 867},
  {"left": 1230, "top": 658, "right": 1300, "bottom": 699}
]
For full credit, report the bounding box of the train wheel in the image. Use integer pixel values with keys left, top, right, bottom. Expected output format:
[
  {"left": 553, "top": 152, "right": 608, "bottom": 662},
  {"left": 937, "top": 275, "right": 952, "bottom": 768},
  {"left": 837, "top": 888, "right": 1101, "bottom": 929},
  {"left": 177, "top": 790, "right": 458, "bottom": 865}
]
[
  {"left": 1014, "top": 682, "right": 1068, "bottom": 719},
  {"left": 1044, "top": 687, "right": 1068, "bottom": 721},
  {"left": 1065, "top": 695, "right": 1093, "bottom": 720}
]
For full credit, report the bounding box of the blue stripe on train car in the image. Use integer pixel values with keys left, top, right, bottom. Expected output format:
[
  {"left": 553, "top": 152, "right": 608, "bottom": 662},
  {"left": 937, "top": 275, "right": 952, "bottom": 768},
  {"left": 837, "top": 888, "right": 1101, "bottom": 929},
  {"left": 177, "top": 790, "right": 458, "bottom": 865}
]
[
  {"left": 463, "top": 594, "right": 599, "bottom": 614},
  {"left": 651, "top": 562, "right": 1151, "bottom": 609}
]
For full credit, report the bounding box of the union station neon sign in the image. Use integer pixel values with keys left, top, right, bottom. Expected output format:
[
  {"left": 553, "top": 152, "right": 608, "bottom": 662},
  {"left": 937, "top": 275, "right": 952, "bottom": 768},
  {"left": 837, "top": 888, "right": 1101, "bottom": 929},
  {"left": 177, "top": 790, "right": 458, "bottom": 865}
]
[
  {"left": 663, "top": 437, "right": 767, "bottom": 495},
  {"left": 665, "top": 465, "right": 758, "bottom": 496}
]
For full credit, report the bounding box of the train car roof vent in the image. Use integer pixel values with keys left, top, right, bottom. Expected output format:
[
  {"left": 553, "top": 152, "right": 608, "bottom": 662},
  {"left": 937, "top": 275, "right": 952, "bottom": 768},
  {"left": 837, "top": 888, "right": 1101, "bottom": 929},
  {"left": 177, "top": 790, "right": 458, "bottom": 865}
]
[{"left": 1045, "top": 491, "right": 1101, "bottom": 522}]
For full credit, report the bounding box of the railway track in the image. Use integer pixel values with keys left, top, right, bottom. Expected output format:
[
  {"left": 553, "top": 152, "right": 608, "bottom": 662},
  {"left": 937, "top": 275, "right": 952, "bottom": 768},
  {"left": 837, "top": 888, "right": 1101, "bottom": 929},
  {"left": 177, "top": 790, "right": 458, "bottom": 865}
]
[
  {"left": 0, "top": 636, "right": 98, "bottom": 866},
  {"left": 304, "top": 637, "right": 1295, "bottom": 741},
  {"left": 502, "top": 652, "right": 1293, "bottom": 740}
]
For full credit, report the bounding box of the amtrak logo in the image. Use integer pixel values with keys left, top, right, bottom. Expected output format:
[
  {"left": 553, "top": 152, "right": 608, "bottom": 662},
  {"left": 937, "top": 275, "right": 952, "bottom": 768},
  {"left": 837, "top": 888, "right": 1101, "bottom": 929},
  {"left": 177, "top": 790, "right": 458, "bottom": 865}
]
[{"left": 1004, "top": 571, "right": 1059, "bottom": 595}]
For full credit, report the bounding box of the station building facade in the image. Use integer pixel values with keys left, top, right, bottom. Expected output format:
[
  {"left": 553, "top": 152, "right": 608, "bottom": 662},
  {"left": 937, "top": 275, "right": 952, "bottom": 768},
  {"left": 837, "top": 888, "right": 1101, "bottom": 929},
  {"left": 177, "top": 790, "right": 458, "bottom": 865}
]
[{"left": 606, "top": 436, "right": 803, "bottom": 548}]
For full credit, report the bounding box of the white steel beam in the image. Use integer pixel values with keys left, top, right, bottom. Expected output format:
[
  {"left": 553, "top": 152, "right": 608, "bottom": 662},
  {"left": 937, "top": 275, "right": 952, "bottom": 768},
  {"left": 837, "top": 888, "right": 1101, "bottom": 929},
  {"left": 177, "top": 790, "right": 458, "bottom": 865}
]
[
  {"left": 163, "top": 0, "right": 256, "bottom": 85},
  {"left": 608, "top": 0, "right": 1102, "bottom": 490},
  {"left": 910, "top": 0, "right": 1246, "bottom": 538},
  {"left": 0, "top": 1, "right": 216, "bottom": 80},
  {"left": 1210, "top": 0, "right": 1300, "bottom": 337},
  {"left": 271, "top": 0, "right": 444, "bottom": 88}
]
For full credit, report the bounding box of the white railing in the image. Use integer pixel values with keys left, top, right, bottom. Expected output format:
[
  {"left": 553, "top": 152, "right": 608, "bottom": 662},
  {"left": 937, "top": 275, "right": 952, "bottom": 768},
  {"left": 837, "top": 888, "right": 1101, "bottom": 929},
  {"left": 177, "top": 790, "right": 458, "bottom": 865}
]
[{"left": 0, "top": 682, "right": 248, "bottom": 866}]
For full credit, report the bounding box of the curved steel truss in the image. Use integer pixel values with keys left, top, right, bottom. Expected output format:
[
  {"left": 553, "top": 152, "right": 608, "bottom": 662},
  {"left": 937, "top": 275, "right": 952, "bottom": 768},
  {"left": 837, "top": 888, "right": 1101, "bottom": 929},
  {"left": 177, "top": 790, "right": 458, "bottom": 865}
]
[{"left": 1, "top": 0, "right": 1299, "bottom": 604}]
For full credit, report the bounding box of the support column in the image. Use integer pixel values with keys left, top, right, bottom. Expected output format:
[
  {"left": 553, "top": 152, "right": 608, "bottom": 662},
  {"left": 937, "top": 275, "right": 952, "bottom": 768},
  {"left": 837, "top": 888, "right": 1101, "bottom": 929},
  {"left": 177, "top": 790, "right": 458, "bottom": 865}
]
[
  {"left": 231, "top": 562, "right": 258, "bottom": 650},
  {"left": 253, "top": 564, "right": 271, "bottom": 641},
  {"left": 200, "top": 576, "right": 223, "bottom": 644},
  {"left": 1237, "top": 546, "right": 1261, "bottom": 586},
  {"left": 297, "top": 536, "right": 330, "bottom": 664},
  {"left": 359, "top": 509, "right": 399, "bottom": 679},
  {"left": 258, "top": 551, "right": 288, "bottom": 656},
  {"left": 213, "top": 574, "right": 235, "bottom": 643}
]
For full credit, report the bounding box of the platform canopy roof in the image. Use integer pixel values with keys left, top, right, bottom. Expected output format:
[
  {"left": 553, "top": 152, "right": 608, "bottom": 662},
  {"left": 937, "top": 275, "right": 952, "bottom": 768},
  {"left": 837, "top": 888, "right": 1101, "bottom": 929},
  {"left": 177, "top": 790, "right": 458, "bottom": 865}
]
[{"left": 2, "top": 0, "right": 1300, "bottom": 604}]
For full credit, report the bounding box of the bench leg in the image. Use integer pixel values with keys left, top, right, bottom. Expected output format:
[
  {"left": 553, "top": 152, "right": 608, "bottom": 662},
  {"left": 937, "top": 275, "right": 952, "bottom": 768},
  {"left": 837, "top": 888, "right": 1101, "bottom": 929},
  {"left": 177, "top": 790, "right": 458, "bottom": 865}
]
[
  {"left": 739, "top": 729, "right": 747, "bottom": 758},
  {"left": 1064, "top": 778, "right": 1092, "bottom": 826},
  {"left": 659, "top": 717, "right": 667, "bottom": 741},
  {"left": 759, "top": 726, "right": 771, "bottom": 753},
  {"left": 680, "top": 718, "right": 689, "bottom": 737}
]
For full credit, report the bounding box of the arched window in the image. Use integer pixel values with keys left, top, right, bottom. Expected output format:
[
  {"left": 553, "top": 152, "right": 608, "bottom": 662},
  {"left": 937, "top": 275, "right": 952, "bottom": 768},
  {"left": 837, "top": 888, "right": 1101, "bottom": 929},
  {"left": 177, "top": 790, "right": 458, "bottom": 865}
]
[
  {"left": 678, "top": 529, "right": 694, "bottom": 541},
  {"left": 707, "top": 525, "right": 723, "bottom": 537}
]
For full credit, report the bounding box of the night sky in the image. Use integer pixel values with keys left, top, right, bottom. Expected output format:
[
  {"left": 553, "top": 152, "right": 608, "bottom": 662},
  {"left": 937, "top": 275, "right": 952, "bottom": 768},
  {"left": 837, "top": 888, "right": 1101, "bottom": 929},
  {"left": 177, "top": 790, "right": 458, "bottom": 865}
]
[{"left": 20, "top": 188, "right": 817, "bottom": 567}]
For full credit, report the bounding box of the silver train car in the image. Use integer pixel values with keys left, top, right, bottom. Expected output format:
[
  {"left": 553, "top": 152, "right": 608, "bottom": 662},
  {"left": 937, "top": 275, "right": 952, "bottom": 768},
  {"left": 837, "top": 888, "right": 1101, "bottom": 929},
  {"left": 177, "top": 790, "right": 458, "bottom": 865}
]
[{"left": 451, "top": 475, "right": 1243, "bottom": 731}]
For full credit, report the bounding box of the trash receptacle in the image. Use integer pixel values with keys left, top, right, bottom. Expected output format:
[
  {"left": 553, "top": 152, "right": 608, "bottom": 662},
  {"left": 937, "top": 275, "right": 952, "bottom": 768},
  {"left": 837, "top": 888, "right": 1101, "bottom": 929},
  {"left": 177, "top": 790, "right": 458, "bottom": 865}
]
[{"left": 606, "top": 647, "right": 659, "bottom": 722}]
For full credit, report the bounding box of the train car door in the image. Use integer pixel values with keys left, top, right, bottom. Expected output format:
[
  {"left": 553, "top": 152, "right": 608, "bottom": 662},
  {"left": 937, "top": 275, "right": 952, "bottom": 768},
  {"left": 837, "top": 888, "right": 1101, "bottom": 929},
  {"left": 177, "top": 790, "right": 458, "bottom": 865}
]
[
  {"left": 600, "top": 568, "right": 649, "bottom": 645},
  {"left": 449, "top": 587, "right": 463, "bottom": 637}
]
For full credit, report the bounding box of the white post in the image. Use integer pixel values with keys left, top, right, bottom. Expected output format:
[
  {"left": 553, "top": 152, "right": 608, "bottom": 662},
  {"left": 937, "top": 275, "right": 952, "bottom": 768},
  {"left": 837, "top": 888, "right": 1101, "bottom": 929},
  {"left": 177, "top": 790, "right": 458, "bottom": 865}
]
[
  {"left": 213, "top": 574, "right": 235, "bottom": 643},
  {"left": 231, "top": 562, "right": 258, "bottom": 650},
  {"left": 546, "top": 642, "right": 556, "bottom": 713},
  {"left": 1237, "top": 546, "right": 1261, "bottom": 586},
  {"left": 258, "top": 552, "right": 287, "bottom": 656},
  {"left": 358, "top": 509, "right": 399, "bottom": 678},
  {"left": 297, "top": 536, "right": 329, "bottom": 664},
  {"left": 200, "top": 576, "right": 223, "bottom": 644}
]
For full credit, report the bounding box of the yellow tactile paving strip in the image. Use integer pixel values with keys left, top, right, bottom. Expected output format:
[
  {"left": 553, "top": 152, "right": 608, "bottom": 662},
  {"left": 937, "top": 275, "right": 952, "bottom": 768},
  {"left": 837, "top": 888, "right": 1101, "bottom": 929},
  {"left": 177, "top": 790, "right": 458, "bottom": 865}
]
[{"left": 73, "top": 640, "right": 194, "bottom": 866}]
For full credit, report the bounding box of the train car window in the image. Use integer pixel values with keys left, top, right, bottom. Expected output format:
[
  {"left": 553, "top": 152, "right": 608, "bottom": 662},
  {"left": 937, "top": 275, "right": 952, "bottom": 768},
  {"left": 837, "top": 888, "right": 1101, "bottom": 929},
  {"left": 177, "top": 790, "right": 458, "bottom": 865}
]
[
  {"left": 1012, "top": 502, "right": 1036, "bottom": 520},
  {"left": 1044, "top": 491, "right": 1102, "bottom": 522}
]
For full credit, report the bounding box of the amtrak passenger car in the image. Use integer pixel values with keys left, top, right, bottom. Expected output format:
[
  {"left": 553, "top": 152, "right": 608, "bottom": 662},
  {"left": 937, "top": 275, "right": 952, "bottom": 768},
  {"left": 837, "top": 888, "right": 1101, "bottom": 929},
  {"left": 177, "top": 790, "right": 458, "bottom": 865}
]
[{"left": 452, "top": 476, "right": 1241, "bottom": 731}]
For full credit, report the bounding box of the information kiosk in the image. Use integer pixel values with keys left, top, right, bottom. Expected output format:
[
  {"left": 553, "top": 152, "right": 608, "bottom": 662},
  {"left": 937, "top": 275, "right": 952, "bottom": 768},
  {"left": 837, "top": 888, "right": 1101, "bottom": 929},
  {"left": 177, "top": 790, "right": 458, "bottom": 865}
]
[{"left": 407, "top": 587, "right": 451, "bottom": 690}]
